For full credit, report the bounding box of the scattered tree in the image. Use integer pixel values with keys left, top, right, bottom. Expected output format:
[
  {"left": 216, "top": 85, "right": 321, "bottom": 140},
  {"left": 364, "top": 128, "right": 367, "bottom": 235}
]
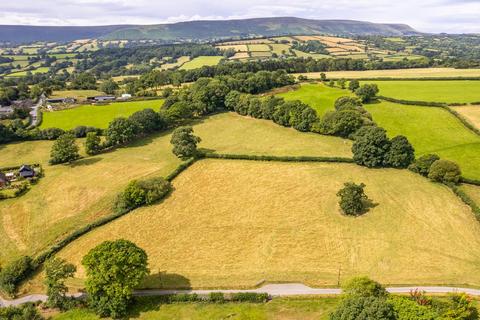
[
  {"left": 0, "top": 256, "right": 33, "bottom": 297},
  {"left": 355, "top": 83, "right": 379, "bottom": 103},
  {"left": 348, "top": 79, "right": 360, "bottom": 92},
  {"left": 49, "top": 133, "right": 80, "bottom": 165},
  {"left": 428, "top": 159, "right": 462, "bottom": 184},
  {"left": 82, "top": 240, "right": 149, "bottom": 318},
  {"left": 44, "top": 257, "right": 76, "bottom": 310},
  {"left": 98, "top": 79, "right": 119, "bottom": 95},
  {"left": 352, "top": 126, "right": 391, "bottom": 168},
  {"left": 384, "top": 135, "right": 415, "bottom": 168},
  {"left": 337, "top": 78, "right": 346, "bottom": 89},
  {"left": 85, "top": 132, "right": 102, "bottom": 155},
  {"left": 337, "top": 182, "right": 372, "bottom": 216},
  {"left": 105, "top": 117, "right": 138, "bottom": 146},
  {"left": 170, "top": 126, "right": 201, "bottom": 159}
]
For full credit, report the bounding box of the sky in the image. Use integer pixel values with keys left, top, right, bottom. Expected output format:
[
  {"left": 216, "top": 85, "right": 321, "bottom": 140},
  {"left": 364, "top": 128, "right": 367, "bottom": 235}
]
[{"left": 1, "top": 0, "right": 479, "bottom": 33}]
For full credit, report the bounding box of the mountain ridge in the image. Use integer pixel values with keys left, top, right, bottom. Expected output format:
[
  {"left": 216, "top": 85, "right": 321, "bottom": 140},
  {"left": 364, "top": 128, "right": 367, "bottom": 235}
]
[{"left": 0, "top": 17, "right": 420, "bottom": 43}]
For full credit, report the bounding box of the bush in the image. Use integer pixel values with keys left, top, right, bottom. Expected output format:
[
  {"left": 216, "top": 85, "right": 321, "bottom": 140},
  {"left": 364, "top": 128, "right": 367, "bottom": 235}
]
[
  {"left": 389, "top": 296, "right": 438, "bottom": 320},
  {"left": 428, "top": 159, "right": 462, "bottom": 184},
  {"left": 334, "top": 96, "right": 362, "bottom": 110},
  {"left": 71, "top": 126, "right": 101, "bottom": 138},
  {"left": 0, "top": 256, "right": 34, "bottom": 297},
  {"left": 408, "top": 154, "right": 440, "bottom": 176},
  {"left": 337, "top": 182, "right": 372, "bottom": 216},
  {"left": 231, "top": 292, "right": 269, "bottom": 303},
  {"left": 330, "top": 296, "right": 396, "bottom": 320},
  {"left": 352, "top": 126, "right": 391, "bottom": 168},
  {"left": 170, "top": 293, "right": 200, "bottom": 302},
  {"left": 342, "top": 276, "right": 388, "bottom": 298},
  {"left": 384, "top": 135, "right": 415, "bottom": 168},
  {"left": 114, "top": 177, "right": 171, "bottom": 213},
  {"left": 208, "top": 292, "right": 225, "bottom": 303},
  {"left": 0, "top": 303, "right": 44, "bottom": 320}
]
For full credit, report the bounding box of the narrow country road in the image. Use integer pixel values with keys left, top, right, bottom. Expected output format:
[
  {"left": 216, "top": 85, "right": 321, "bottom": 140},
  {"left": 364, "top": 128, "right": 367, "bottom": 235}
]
[
  {"left": 29, "top": 93, "right": 45, "bottom": 127},
  {"left": 2, "top": 283, "right": 480, "bottom": 307}
]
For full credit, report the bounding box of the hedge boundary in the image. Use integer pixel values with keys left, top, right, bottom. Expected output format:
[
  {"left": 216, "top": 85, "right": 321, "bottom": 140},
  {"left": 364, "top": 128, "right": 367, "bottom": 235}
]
[
  {"left": 203, "top": 153, "right": 355, "bottom": 163},
  {"left": 461, "top": 177, "right": 480, "bottom": 186},
  {"left": 378, "top": 96, "right": 480, "bottom": 137},
  {"left": 450, "top": 185, "right": 480, "bottom": 222},
  {"left": 324, "top": 77, "right": 480, "bottom": 81}
]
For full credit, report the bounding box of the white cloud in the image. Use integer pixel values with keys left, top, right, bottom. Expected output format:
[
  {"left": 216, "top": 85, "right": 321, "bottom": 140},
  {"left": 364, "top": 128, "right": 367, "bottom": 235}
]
[{"left": 0, "top": 0, "right": 478, "bottom": 33}]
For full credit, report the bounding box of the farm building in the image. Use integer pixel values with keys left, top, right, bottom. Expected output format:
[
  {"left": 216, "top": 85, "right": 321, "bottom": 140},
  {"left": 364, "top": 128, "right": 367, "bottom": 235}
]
[
  {"left": 87, "top": 95, "right": 116, "bottom": 102},
  {"left": 47, "top": 97, "right": 77, "bottom": 104},
  {"left": 0, "top": 173, "right": 8, "bottom": 188},
  {"left": 0, "top": 106, "right": 13, "bottom": 114},
  {"left": 18, "top": 165, "right": 35, "bottom": 178}
]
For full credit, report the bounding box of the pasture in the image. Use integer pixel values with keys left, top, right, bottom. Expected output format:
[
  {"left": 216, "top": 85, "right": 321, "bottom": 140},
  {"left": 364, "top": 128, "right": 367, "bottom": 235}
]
[
  {"left": 5, "top": 67, "right": 50, "bottom": 77},
  {"left": 365, "top": 80, "right": 480, "bottom": 104},
  {"left": 278, "top": 83, "right": 351, "bottom": 116},
  {"left": 50, "top": 90, "right": 105, "bottom": 101},
  {"left": 0, "top": 113, "right": 350, "bottom": 267},
  {"left": 295, "top": 68, "right": 480, "bottom": 79},
  {"left": 40, "top": 99, "right": 165, "bottom": 130},
  {"left": 180, "top": 56, "right": 223, "bottom": 70},
  {"left": 58, "top": 159, "right": 480, "bottom": 288},
  {"left": 366, "top": 101, "right": 480, "bottom": 180}
]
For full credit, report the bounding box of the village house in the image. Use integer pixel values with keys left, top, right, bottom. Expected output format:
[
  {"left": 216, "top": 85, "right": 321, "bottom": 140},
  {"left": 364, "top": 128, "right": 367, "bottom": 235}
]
[{"left": 18, "top": 165, "right": 35, "bottom": 178}]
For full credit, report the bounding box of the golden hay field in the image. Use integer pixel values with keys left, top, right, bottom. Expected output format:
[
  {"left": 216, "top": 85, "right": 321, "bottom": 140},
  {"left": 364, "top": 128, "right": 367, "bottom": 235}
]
[
  {"left": 0, "top": 113, "right": 351, "bottom": 265},
  {"left": 295, "top": 68, "right": 480, "bottom": 79},
  {"left": 58, "top": 160, "right": 480, "bottom": 289},
  {"left": 452, "top": 106, "right": 480, "bottom": 129}
]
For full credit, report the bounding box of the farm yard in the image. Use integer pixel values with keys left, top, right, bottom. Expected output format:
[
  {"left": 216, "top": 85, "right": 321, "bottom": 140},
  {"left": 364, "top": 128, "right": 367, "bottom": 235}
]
[{"left": 40, "top": 100, "right": 165, "bottom": 130}]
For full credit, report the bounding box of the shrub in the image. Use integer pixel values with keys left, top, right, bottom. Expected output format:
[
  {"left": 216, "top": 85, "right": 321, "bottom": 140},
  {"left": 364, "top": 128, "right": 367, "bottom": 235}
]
[
  {"left": 348, "top": 79, "right": 360, "bottom": 92},
  {"left": 0, "top": 303, "right": 44, "bottom": 320},
  {"left": 170, "top": 293, "right": 200, "bottom": 302},
  {"left": 231, "top": 292, "right": 269, "bottom": 303},
  {"left": 428, "top": 159, "right": 461, "bottom": 184},
  {"left": 408, "top": 154, "right": 440, "bottom": 176},
  {"left": 342, "top": 276, "right": 388, "bottom": 298},
  {"left": 208, "top": 292, "right": 225, "bottom": 303},
  {"left": 337, "top": 182, "right": 372, "bottom": 216},
  {"left": 0, "top": 256, "right": 34, "bottom": 297},
  {"left": 384, "top": 135, "right": 415, "bottom": 168},
  {"left": 352, "top": 126, "right": 391, "bottom": 168},
  {"left": 170, "top": 126, "right": 202, "bottom": 159},
  {"left": 334, "top": 96, "right": 362, "bottom": 110},
  {"left": 389, "top": 296, "right": 438, "bottom": 320},
  {"left": 440, "top": 293, "right": 478, "bottom": 320},
  {"left": 330, "top": 296, "right": 396, "bottom": 320},
  {"left": 114, "top": 177, "right": 172, "bottom": 213},
  {"left": 49, "top": 133, "right": 80, "bottom": 165}
]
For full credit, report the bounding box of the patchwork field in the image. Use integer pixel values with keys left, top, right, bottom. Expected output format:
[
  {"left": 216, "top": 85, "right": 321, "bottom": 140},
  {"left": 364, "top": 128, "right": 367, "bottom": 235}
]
[
  {"left": 295, "top": 68, "right": 480, "bottom": 79},
  {"left": 451, "top": 105, "right": 480, "bottom": 129},
  {"left": 278, "top": 83, "right": 351, "bottom": 116},
  {"left": 365, "top": 80, "right": 480, "bottom": 104},
  {"left": 366, "top": 101, "right": 480, "bottom": 180},
  {"left": 58, "top": 159, "right": 480, "bottom": 288},
  {"left": 40, "top": 100, "right": 165, "bottom": 130},
  {"left": 180, "top": 56, "right": 224, "bottom": 70},
  {"left": 0, "top": 113, "right": 350, "bottom": 267}
]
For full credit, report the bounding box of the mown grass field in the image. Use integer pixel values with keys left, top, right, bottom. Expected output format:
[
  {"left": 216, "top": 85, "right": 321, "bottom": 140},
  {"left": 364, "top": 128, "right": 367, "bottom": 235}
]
[
  {"left": 180, "top": 56, "right": 223, "bottom": 70},
  {"left": 50, "top": 90, "right": 105, "bottom": 101},
  {"left": 295, "top": 68, "right": 480, "bottom": 79},
  {"left": 365, "top": 80, "right": 480, "bottom": 104},
  {"left": 53, "top": 297, "right": 340, "bottom": 320},
  {"left": 40, "top": 100, "right": 165, "bottom": 130},
  {"left": 58, "top": 159, "right": 480, "bottom": 289},
  {"left": 460, "top": 184, "right": 480, "bottom": 206},
  {"left": 0, "top": 113, "right": 350, "bottom": 275},
  {"left": 278, "top": 83, "right": 350, "bottom": 116},
  {"left": 452, "top": 105, "right": 480, "bottom": 129},
  {"left": 366, "top": 101, "right": 480, "bottom": 180}
]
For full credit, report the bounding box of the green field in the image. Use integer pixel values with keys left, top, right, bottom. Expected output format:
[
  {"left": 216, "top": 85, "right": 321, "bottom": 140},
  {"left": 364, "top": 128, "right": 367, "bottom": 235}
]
[
  {"left": 366, "top": 80, "right": 480, "bottom": 103},
  {"left": 278, "top": 83, "right": 351, "bottom": 116},
  {"left": 180, "top": 56, "right": 223, "bottom": 70},
  {"left": 366, "top": 101, "right": 480, "bottom": 180},
  {"left": 54, "top": 297, "right": 340, "bottom": 320},
  {"left": 50, "top": 90, "right": 105, "bottom": 100},
  {"left": 41, "top": 100, "right": 164, "bottom": 130},
  {"left": 5, "top": 67, "right": 50, "bottom": 77}
]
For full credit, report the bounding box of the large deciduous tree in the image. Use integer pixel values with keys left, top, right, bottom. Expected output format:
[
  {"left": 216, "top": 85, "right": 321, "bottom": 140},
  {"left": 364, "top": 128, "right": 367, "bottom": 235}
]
[
  {"left": 82, "top": 240, "right": 149, "bottom": 318},
  {"left": 352, "top": 126, "right": 391, "bottom": 168},
  {"left": 355, "top": 83, "right": 379, "bottom": 103},
  {"left": 49, "top": 133, "right": 80, "bottom": 165},
  {"left": 170, "top": 126, "right": 201, "bottom": 159},
  {"left": 337, "top": 182, "right": 372, "bottom": 216},
  {"left": 384, "top": 135, "right": 415, "bottom": 168},
  {"left": 44, "top": 257, "right": 76, "bottom": 310}
]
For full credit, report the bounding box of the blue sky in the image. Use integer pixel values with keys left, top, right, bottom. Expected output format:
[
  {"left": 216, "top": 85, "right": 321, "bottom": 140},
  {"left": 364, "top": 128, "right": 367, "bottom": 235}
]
[{"left": 1, "top": 0, "right": 479, "bottom": 33}]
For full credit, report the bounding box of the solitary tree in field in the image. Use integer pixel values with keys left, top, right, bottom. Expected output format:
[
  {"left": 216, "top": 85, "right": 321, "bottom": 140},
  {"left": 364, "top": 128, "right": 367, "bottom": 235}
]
[
  {"left": 49, "top": 133, "right": 80, "bottom": 165},
  {"left": 85, "top": 132, "right": 102, "bottom": 155},
  {"left": 82, "top": 240, "right": 149, "bottom": 318},
  {"left": 170, "top": 126, "right": 201, "bottom": 159},
  {"left": 355, "top": 84, "right": 379, "bottom": 103},
  {"left": 44, "top": 257, "right": 76, "bottom": 310},
  {"left": 348, "top": 80, "right": 360, "bottom": 92},
  {"left": 337, "top": 182, "right": 372, "bottom": 216}
]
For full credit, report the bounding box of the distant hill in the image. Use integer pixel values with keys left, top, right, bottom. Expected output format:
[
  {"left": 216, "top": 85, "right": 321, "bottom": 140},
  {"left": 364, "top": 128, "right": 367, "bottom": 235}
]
[{"left": 0, "top": 17, "right": 419, "bottom": 43}]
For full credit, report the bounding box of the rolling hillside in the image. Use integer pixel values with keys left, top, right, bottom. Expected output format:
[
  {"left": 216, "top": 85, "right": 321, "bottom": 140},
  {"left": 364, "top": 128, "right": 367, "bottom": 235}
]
[{"left": 0, "top": 17, "right": 419, "bottom": 43}]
